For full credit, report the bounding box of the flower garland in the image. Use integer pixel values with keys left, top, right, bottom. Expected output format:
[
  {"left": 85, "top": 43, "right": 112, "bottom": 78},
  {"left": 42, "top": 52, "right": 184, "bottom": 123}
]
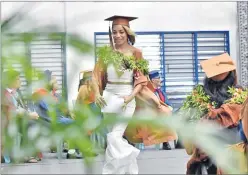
[
  {"left": 180, "top": 85, "right": 215, "bottom": 121},
  {"left": 224, "top": 87, "right": 248, "bottom": 105},
  {"left": 180, "top": 85, "right": 248, "bottom": 122},
  {"left": 96, "top": 45, "right": 149, "bottom": 75}
]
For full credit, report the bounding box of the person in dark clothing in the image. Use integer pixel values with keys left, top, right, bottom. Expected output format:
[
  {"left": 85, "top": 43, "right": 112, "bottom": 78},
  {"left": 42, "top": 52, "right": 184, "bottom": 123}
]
[{"left": 185, "top": 53, "right": 243, "bottom": 174}]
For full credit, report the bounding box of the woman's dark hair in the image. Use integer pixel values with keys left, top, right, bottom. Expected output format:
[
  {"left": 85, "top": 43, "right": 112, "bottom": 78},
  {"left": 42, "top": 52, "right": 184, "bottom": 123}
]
[
  {"left": 37, "top": 70, "right": 53, "bottom": 91},
  {"left": 78, "top": 77, "right": 92, "bottom": 92},
  {"left": 203, "top": 71, "right": 236, "bottom": 107},
  {"left": 78, "top": 79, "right": 84, "bottom": 92},
  {"left": 44, "top": 70, "right": 52, "bottom": 82}
]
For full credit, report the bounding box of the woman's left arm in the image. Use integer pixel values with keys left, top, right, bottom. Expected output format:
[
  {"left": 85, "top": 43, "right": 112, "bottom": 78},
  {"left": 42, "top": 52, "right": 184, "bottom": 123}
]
[
  {"left": 123, "top": 84, "right": 143, "bottom": 104},
  {"left": 123, "top": 48, "right": 148, "bottom": 104}
]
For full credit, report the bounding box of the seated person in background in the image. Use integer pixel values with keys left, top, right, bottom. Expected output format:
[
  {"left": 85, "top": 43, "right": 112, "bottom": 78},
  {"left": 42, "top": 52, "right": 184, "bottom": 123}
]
[
  {"left": 76, "top": 70, "right": 97, "bottom": 108},
  {"left": 76, "top": 70, "right": 106, "bottom": 150},
  {"left": 1, "top": 70, "right": 40, "bottom": 163},
  {"left": 148, "top": 70, "right": 175, "bottom": 150},
  {"left": 32, "top": 70, "right": 74, "bottom": 124},
  {"left": 32, "top": 70, "right": 82, "bottom": 158}
]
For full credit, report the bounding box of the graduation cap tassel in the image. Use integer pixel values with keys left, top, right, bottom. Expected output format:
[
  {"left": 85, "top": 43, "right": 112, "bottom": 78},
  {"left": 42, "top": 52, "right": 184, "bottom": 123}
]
[{"left": 108, "top": 25, "right": 116, "bottom": 50}]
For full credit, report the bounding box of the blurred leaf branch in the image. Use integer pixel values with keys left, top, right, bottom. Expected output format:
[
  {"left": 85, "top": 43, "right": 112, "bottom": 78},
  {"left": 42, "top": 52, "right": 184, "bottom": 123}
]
[{"left": 1, "top": 5, "right": 245, "bottom": 174}]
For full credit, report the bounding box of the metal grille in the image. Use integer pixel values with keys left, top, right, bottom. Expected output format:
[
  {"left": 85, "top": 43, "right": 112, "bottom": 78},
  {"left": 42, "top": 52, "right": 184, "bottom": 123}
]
[
  {"left": 163, "top": 33, "right": 195, "bottom": 109},
  {"left": 197, "top": 32, "right": 229, "bottom": 84},
  {"left": 2, "top": 33, "right": 66, "bottom": 98},
  {"left": 28, "top": 34, "right": 66, "bottom": 94},
  {"left": 94, "top": 31, "right": 230, "bottom": 109},
  {"left": 2, "top": 38, "right": 29, "bottom": 96}
]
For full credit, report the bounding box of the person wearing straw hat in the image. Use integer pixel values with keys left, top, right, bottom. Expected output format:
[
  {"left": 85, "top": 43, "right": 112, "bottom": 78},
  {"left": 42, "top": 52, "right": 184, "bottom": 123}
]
[
  {"left": 92, "top": 15, "right": 176, "bottom": 174},
  {"left": 76, "top": 70, "right": 107, "bottom": 150},
  {"left": 184, "top": 53, "right": 246, "bottom": 174},
  {"left": 77, "top": 70, "right": 95, "bottom": 104}
]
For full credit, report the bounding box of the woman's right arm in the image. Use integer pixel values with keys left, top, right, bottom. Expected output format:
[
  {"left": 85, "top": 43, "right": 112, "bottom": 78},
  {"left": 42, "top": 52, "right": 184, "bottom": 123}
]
[
  {"left": 91, "top": 75, "right": 101, "bottom": 97},
  {"left": 92, "top": 59, "right": 107, "bottom": 108}
]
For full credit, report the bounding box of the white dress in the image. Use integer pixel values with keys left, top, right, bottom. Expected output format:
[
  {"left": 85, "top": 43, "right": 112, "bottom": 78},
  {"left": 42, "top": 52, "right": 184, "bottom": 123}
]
[{"left": 101, "top": 64, "right": 140, "bottom": 174}]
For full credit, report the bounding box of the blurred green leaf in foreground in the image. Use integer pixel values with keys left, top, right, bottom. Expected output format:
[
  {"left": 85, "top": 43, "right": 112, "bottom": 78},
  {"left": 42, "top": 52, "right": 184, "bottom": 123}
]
[{"left": 1, "top": 4, "right": 245, "bottom": 174}]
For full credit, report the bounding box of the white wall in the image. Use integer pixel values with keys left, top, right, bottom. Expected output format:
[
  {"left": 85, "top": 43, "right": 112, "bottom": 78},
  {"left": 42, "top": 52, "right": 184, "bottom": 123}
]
[
  {"left": 65, "top": 2, "right": 238, "bottom": 107},
  {"left": 1, "top": 2, "right": 65, "bottom": 32},
  {"left": 2, "top": 2, "right": 239, "bottom": 108}
]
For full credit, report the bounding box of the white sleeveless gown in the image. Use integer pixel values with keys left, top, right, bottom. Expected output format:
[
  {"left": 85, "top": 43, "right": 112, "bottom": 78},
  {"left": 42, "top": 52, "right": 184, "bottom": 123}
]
[{"left": 101, "top": 64, "right": 140, "bottom": 174}]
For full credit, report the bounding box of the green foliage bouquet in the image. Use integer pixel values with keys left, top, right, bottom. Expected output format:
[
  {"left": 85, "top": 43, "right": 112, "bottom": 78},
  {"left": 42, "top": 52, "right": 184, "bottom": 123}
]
[
  {"left": 96, "top": 46, "right": 149, "bottom": 75},
  {"left": 181, "top": 85, "right": 217, "bottom": 122},
  {"left": 181, "top": 85, "right": 248, "bottom": 122},
  {"left": 224, "top": 87, "right": 248, "bottom": 104}
]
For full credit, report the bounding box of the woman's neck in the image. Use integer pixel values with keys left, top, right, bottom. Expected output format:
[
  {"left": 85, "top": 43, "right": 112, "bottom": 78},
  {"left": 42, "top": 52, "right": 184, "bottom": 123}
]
[{"left": 115, "top": 43, "right": 130, "bottom": 52}]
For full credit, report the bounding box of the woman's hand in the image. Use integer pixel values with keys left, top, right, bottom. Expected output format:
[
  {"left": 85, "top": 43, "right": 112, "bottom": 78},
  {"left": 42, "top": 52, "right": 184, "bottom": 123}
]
[
  {"left": 29, "top": 112, "right": 39, "bottom": 120},
  {"left": 95, "top": 93, "right": 107, "bottom": 108},
  {"left": 122, "top": 95, "right": 134, "bottom": 105},
  {"left": 208, "top": 107, "right": 222, "bottom": 118},
  {"left": 121, "top": 95, "right": 134, "bottom": 111}
]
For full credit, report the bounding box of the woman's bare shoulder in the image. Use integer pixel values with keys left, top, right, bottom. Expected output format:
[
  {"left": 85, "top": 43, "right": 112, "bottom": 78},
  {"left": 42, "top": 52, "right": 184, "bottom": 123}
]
[
  {"left": 129, "top": 46, "right": 143, "bottom": 58},
  {"left": 130, "top": 45, "right": 142, "bottom": 53}
]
